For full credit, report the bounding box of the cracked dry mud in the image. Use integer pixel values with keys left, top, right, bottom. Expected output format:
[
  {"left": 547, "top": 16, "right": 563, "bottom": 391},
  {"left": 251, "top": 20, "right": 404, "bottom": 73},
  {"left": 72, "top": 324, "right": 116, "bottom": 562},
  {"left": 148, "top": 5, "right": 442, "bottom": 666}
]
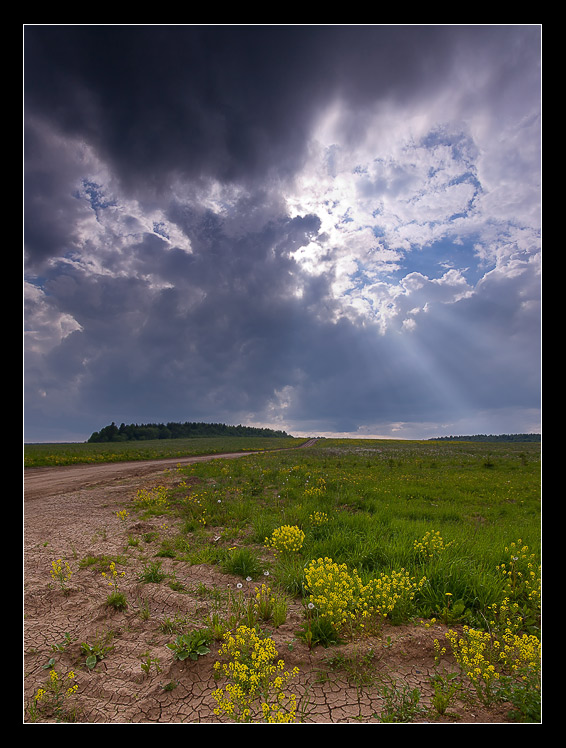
[{"left": 24, "top": 453, "right": 512, "bottom": 724}]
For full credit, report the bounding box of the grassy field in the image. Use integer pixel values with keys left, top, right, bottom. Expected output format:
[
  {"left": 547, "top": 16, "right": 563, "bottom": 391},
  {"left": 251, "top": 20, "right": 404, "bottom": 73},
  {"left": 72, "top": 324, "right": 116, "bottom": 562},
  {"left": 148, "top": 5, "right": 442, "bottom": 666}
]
[
  {"left": 25, "top": 435, "right": 541, "bottom": 630},
  {"left": 26, "top": 436, "right": 541, "bottom": 721},
  {"left": 24, "top": 435, "right": 308, "bottom": 467},
  {"left": 156, "top": 438, "right": 541, "bottom": 625},
  {"left": 159, "top": 438, "right": 541, "bottom": 722}
]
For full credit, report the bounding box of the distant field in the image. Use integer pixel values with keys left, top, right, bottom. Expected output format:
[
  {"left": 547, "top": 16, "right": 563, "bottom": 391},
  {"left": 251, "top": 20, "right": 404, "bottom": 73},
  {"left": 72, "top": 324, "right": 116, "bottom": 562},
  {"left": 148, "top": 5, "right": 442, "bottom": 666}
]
[{"left": 24, "top": 436, "right": 308, "bottom": 467}]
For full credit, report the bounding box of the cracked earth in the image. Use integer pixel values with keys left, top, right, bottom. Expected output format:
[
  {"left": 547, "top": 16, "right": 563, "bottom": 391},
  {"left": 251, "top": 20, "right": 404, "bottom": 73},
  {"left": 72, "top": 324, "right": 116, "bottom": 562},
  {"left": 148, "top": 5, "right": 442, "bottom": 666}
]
[{"left": 24, "top": 453, "right": 512, "bottom": 724}]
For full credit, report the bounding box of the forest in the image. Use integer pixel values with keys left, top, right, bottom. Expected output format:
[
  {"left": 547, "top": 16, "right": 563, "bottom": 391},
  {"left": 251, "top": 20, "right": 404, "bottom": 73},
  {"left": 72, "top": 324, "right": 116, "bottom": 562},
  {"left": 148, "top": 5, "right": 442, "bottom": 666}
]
[{"left": 87, "top": 421, "right": 291, "bottom": 443}]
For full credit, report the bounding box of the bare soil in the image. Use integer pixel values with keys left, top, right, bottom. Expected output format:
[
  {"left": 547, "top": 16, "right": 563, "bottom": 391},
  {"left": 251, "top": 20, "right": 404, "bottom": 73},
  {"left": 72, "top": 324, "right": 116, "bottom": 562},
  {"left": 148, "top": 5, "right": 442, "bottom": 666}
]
[{"left": 24, "top": 452, "right": 514, "bottom": 724}]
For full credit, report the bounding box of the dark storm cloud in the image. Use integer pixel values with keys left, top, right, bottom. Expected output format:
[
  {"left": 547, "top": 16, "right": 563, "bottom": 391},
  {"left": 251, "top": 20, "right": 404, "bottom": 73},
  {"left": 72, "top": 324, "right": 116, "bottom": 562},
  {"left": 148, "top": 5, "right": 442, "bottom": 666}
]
[
  {"left": 24, "top": 118, "right": 95, "bottom": 265},
  {"left": 23, "top": 25, "right": 472, "bottom": 194},
  {"left": 26, "top": 203, "right": 329, "bottom": 431},
  {"left": 24, "top": 25, "right": 541, "bottom": 441},
  {"left": 25, "top": 26, "right": 324, "bottom": 191}
]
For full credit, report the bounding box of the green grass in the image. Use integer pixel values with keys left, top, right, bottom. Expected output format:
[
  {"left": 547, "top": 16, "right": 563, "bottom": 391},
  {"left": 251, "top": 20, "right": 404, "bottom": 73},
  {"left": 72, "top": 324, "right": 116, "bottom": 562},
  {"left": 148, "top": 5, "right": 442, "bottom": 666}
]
[
  {"left": 24, "top": 436, "right": 308, "bottom": 467},
  {"left": 28, "top": 434, "right": 540, "bottom": 630},
  {"left": 163, "top": 438, "right": 540, "bottom": 630}
]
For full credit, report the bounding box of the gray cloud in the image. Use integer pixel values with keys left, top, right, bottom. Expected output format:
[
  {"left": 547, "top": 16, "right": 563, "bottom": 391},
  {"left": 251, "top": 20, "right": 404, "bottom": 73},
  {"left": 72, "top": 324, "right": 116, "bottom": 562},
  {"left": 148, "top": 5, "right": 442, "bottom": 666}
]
[
  {"left": 25, "top": 26, "right": 538, "bottom": 194},
  {"left": 24, "top": 25, "right": 541, "bottom": 441}
]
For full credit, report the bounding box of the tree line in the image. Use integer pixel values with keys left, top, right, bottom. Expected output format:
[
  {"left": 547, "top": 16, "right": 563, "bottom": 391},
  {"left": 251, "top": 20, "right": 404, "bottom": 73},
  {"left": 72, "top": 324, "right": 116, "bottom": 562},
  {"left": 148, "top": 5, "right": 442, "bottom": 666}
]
[
  {"left": 88, "top": 421, "right": 291, "bottom": 443},
  {"left": 429, "top": 434, "right": 541, "bottom": 442}
]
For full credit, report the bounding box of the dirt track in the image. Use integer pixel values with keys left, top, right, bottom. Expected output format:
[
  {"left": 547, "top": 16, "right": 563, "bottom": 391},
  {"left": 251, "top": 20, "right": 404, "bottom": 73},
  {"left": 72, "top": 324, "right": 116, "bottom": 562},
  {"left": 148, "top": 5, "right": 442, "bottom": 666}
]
[
  {"left": 25, "top": 453, "right": 261, "bottom": 501},
  {"left": 24, "top": 440, "right": 320, "bottom": 501},
  {"left": 23, "top": 442, "right": 511, "bottom": 724}
]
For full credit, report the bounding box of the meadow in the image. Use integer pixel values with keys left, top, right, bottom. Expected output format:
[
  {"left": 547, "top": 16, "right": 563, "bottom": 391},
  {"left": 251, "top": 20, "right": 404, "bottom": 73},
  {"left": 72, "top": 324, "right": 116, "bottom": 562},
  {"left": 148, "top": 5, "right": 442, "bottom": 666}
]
[
  {"left": 160, "top": 438, "right": 541, "bottom": 625},
  {"left": 24, "top": 435, "right": 307, "bottom": 467},
  {"left": 134, "top": 437, "right": 541, "bottom": 720},
  {"left": 25, "top": 437, "right": 541, "bottom": 722}
]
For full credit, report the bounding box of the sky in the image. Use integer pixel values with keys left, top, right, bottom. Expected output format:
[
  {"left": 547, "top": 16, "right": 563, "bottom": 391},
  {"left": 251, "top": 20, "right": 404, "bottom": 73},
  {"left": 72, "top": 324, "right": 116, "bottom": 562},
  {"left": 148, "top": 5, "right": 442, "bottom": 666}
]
[{"left": 24, "top": 25, "right": 541, "bottom": 443}]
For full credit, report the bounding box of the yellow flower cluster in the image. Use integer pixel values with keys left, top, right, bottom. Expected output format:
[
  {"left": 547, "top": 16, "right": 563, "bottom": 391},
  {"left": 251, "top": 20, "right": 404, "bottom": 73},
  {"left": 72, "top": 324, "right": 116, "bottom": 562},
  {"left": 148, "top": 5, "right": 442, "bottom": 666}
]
[
  {"left": 497, "top": 539, "right": 540, "bottom": 606},
  {"left": 438, "top": 623, "right": 541, "bottom": 704},
  {"left": 253, "top": 583, "right": 276, "bottom": 621},
  {"left": 101, "top": 561, "right": 125, "bottom": 590},
  {"left": 50, "top": 559, "right": 72, "bottom": 591},
  {"left": 488, "top": 539, "right": 541, "bottom": 636},
  {"left": 116, "top": 509, "right": 129, "bottom": 521},
  {"left": 265, "top": 525, "right": 305, "bottom": 554},
  {"left": 363, "top": 568, "right": 428, "bottom": 620},
  {"left": 304, "top": 477, "right": 327, "bottom": 499},
  {"left": 413, "top": 530, "right": 453, "bottom": 558},
  {"left": 309, "top": 511, "right": 329, "bottom": 526},
  {"left": 304, "top": 557, "right": 426, "bottom": 635},
  {"left": 212, "top": 626, "right": 300, "bottom": 723},
  {"left": 443, "top": 627, "right": 500, "bottom": 696},
  {"left": 304, "top": 557, "right": 358, "bottom": 632},
  {"left": 34, "top": 669, "right": 78, "bottom": 714},
  {"left": 487, "top": 595, "right": 521, "bottom": 635},
  {"left": 498, "top": 628, "right": 541, "bottom": 674},
  {"left": 134, "top": 485, "right": 170, "bottom": 509}
]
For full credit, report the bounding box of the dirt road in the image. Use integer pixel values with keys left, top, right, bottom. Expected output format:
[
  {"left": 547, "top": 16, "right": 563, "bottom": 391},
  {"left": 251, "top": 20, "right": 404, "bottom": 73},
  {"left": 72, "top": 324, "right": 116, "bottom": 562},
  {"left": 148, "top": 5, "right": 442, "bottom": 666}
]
[{"left": 24, "top": 439, "right": 319, "bottom": 501}]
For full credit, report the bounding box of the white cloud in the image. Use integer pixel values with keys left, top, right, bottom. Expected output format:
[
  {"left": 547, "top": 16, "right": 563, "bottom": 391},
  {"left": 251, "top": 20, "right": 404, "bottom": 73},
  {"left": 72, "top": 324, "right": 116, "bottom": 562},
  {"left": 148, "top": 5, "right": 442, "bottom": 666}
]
[
  {"left": 281, "top": 72, "right": 540, "bottom": 340},
  {"left": 24, "top": 281, "right": 82, "bottom": 355}
]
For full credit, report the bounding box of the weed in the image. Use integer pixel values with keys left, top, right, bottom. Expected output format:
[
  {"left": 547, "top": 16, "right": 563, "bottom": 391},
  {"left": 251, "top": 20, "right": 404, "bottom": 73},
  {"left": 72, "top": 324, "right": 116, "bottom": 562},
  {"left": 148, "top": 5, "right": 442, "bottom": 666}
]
[
  {"left": 81, "top": 631, "right": 115, "bottom": 670},
  {"left": 437, "top": 624, "right": 541, "bottom": 708},
  {"left": 430, "top": 671, "right": 461, "bottom": 716},
  {"left": 323, "top": 647, "right": 379, "bottom": 688},
  {"left": 413, "top": 530, "right": 454, "bottom": 559},
  {"left": 221, "top": 546, "right": 263, "bottom": 579},
  {"left": 251, "top": 582, "right": 288, "bottom": 626},
  {"left": 50, "top": 558, "right": 73, "bottom": 593},
  {"left": 50, "top": 632, "right": 74, "bottom": 652},
  {"left": 167, "top": 628, "right": 212, "bottom": 661},
  {"left": 297, "top": 603, "right": 342, "bottom": 649},
  {"left": 309, "top": 510, "right": 329, "bottom": 527},
  {"left": 136, "top": 597, "right": 151, "bottom": 620},
  {"left": 141, "top": 651, "right": 162, "bottom": 676},
  {"left": 106, "top": 590, "right": 128, "bottom": 610},
  {"left": 168, "top": 575, "right": 186, "bottom": 592},
  {"left": 133, "top": 485, "right": 170, "bottom": 515},
  {"left": 138, "top": 559, "right": 167, "bottom": 584},
  {"left": 102, "top": 560, "right": 128, "bottom": 610},
  {"left": 31, "top": 667, "right": 79, "bottom": 722},
  {"left": 265, "top": 524, "right": 305, "bottom": 554},
  {"left": 377, "top": 682, "right": 426, "bottom": 722},
  {"left": 497, "top": 667, "right": 541, "bottom": 722},
  {"left": 160, "top": 613, "right": 190, "bottom": 634},
  {"left": 303, "top": 556, "right": 426, "bottom": 639}
]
